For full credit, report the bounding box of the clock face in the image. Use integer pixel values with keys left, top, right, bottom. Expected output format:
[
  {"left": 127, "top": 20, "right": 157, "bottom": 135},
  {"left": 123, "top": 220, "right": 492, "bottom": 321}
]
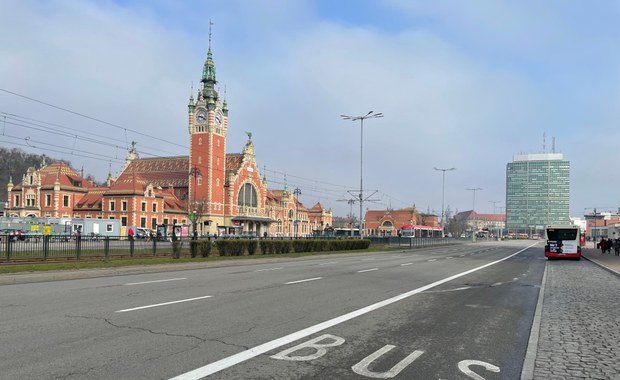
[{"left": 196, "top": 111, "right": 206, "bottom": 123}]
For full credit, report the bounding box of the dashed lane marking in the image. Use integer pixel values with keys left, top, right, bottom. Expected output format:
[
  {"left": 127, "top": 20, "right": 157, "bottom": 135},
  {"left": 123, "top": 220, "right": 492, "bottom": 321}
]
[
  {"left": 116, "top": 295, "right": 212, "bottom": 313},
  {"left": 284, "top": 277, "right": 323, "bottom": 285},
  {"left": 124, "top": 278, "right": 187, "bottom": 286}
]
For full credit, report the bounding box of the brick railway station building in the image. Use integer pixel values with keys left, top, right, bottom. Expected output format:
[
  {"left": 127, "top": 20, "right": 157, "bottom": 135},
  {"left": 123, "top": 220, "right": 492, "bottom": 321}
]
[{"left": 6, "top": 43, "right": 332, "bottom": 237}]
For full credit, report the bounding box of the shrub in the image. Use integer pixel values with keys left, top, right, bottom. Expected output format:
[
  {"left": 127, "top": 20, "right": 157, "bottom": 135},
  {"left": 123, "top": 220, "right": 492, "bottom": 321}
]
[
  {"left": 171, "top": 240, "right": 183, "bottom": 259},
  {"left": 199, "top": 241, "right": 212, "bottom": 257},
  {"left": 247, "top": 240, "right": 258, "bottom": 255}
]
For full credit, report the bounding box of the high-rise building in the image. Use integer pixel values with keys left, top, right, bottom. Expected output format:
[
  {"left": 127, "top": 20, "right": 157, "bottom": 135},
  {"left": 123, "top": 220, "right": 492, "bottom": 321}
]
[{"left": 505, "top": 153, "right": 570, "bottom": 233}]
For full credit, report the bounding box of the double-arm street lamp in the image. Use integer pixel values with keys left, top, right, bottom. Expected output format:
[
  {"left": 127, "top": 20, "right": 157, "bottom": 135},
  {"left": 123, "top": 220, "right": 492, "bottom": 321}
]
[
  {"left": 341, "top": 111, "right": 383, "bottom": 239},
  {"left": 467, "top": 187, "right": 483, "bottom": 241},
  {"left": 434, "top": 167, "right": 455, "bottom": 237}
]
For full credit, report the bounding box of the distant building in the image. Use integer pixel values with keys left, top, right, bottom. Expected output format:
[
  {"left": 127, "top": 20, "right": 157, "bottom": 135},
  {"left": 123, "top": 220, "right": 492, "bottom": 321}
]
[
  {"left": 506, "top": 153, "right": 570, "bottom": 234},
  {"left": 453, "top": 210, "right": 506, "bottom": 235},
  {"left": 364, "top": 209, "right": 439, "bottom": 237}
]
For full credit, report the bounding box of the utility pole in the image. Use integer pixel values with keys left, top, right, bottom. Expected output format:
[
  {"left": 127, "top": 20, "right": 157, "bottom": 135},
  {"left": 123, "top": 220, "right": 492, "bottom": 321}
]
[
  {"left": 341, "top": 111, "right": 383, "bottom": 239},
  {"left": 293, "top": 187, "right": 301, "bottom": 238},
  {"left": 434, "top": 167, "right": 455, "bottom": 237},
  {"left": 467, "top": 187, "right": 483, "bottom": 241}
]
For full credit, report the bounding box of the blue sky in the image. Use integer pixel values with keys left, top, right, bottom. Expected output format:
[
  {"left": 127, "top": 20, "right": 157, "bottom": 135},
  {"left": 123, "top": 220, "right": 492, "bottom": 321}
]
[{"left": 2, "top": 0, "right": 620, "bottom": 218}]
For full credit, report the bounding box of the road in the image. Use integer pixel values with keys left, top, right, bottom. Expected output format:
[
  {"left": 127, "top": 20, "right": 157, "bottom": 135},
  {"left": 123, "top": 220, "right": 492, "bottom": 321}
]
[{"left": 1, "top": 241, "right": 544, "bottom": 379}]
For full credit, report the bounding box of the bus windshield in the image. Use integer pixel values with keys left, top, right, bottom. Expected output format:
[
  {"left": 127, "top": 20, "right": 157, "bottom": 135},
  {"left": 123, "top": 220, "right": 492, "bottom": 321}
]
[{"left": 546, "top": 228, "right": 578, "bottom": 241}]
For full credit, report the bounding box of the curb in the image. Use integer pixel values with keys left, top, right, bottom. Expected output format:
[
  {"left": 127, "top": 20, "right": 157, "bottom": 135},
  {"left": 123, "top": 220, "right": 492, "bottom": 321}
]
[
  {"left": 582, "top": 255, "right": 620, "bottom": 277},
  {"left": 520, "top": 261, "right": 547, "bottom": 380}
]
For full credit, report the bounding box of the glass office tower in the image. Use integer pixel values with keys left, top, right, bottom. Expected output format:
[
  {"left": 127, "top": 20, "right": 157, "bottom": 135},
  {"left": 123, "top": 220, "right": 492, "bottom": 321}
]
[{"left": 506, "top": 153, "right": 570, "bottom": 234}]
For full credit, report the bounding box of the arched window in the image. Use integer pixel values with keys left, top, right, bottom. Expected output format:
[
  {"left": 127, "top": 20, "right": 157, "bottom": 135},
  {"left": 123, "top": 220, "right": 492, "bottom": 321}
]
[
  {"left": 288, "top": 209, "right": 294, "bottom": 219},
  {"left": 237, "top": 183, "right": 257, "bottom": 207},
  {"left": 198, "top": 138, "right": 203, "bottom": 145},
  {"left": 382, "top": 221, "right": 393, "bottom": 227}
]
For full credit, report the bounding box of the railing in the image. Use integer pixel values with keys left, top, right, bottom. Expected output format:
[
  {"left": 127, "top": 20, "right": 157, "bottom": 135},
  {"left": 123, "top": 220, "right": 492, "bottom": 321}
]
[
  {"left": 0, "top": 233, "right": 469, "bottom": 262},
  {"left": 0, "top": 234, "right": 190, "bottom": 262},
  {"left": 368, "top": 236, "right": 466, "bottom": 248}
]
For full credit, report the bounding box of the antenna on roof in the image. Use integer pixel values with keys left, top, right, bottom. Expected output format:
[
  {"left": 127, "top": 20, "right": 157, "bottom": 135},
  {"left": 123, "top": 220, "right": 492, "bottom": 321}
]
[
  {"left": 543, "top": 132, "right": 546, "bottom": 153},
  {"left": 552, "top": 137, "right": 556, "bottom": 153}
]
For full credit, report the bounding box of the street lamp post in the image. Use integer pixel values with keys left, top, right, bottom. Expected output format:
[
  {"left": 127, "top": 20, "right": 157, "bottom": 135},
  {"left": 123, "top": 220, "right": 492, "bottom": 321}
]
[
  {"left": 341, "top": 111, "right": 383, "bottom": 239},
  {"left": 190, "top": 166, "right": 201, "bottom": 239},
  {"left": 489, "top": 200, "right": 500, "bottom": 240},
  {"left": 293, "top": 187, "right": 301, "bottom": 238},
  {"left": 434, "top": 167, "right": 455, "bottom": 237},
  {"left": 467, "top": 187, "right": 483, "bottom": 241}
]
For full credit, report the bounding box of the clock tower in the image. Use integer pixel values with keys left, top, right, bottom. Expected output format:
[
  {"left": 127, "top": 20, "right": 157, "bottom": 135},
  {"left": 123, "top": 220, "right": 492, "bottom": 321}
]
[{"left": 188, "top": 36, "right": 229, "bottom": 231}]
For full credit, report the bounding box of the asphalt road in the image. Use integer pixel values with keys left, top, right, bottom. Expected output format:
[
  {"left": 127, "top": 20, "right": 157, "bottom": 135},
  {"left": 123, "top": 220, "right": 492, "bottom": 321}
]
[{"left": 0, "top": 241, "right": 543, "bottom": 379}]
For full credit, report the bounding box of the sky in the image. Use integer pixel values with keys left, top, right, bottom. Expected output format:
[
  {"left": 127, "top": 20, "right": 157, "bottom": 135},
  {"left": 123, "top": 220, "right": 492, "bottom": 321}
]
[{"left": 2, "top": 0, "right": 620, "bottom": 219}]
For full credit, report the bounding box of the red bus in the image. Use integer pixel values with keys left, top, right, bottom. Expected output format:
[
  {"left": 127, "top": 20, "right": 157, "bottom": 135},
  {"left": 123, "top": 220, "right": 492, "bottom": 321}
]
[{"left": 544, "top": 225, "right": 581, "bottom": 260}]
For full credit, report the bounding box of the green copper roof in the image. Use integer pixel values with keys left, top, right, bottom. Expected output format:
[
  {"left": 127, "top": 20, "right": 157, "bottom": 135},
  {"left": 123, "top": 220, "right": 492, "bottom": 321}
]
[{"left": 202, "top": 48, "right": 216, "bottom": 85}]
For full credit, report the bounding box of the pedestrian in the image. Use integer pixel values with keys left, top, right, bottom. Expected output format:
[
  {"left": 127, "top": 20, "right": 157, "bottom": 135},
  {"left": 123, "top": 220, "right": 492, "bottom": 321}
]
[
  {"left": 128, "top": 227, "right": 134, "bottom": 241},
  {"left": 599, "top": 237, "right": 606, "bottom": 253},
  {"left": 614, "top": 238, "right": 620, "bottom": 256}
]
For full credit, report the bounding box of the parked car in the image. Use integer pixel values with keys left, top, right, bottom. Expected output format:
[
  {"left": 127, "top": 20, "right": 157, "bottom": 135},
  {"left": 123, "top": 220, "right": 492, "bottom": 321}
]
[
  {"left": 135, "top": 227, "right": 151, "bottom": 239},
  {"left": 0, "top": 228, "right": 27, "bottom": 241}
]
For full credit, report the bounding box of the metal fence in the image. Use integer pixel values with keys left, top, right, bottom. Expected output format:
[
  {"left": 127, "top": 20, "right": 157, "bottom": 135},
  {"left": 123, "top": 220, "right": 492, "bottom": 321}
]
[
  {"left": 0, "top": 235, "right": 184, "bottom": 262},
  {"left": 368, "top": 236, "right": 467, "bottom": 248},
  {"left": 1, "top": 234, "right": 469, "bottom": 262}
]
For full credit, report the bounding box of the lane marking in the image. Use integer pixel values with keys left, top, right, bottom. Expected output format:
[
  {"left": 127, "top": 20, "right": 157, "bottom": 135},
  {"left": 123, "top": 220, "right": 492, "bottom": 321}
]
[
  {"left": 124, "top": 278, "right": 187, "bottom": 286},
  {"left": 427, "top": 259, "right": 437, "bottom": 262},
  {"left": 255, "top": 267, "right": 283, "bottom": 272},
  {"left": 319, "top": 261, "right": 339, "bottom": 266},
  {"left": 446, "top": 257, "right": 453, "bottom": 259},
  {"left": 284, "top": 277, "right": 322, "bottom": 285},
  {"left": 361, "top": 258, "right": 376, "bottom": 261},
  {"left": 400, "top": 263, "right": 413, "bottom": 266},
  {"left": 116, "top": 295, "right": 212, "bottom": 313},
  {"left": 357, "top": 268, "right": 379, "bottom": 273},
  {"left": 170, "top": 243, "right": 537, "bottom": 380}
]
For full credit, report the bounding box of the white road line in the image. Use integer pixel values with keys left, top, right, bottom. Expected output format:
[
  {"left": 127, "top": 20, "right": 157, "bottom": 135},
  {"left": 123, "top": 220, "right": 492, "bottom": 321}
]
[
  {"left": 116, "top": 295, "right": 212, "bottom": 313},
  {"left": 318, "top": 261, "right": 339, "bottom": 266},
  {"left": 169, "top": 243, "right": 537, "bottom": 380},
  {"left": 254, "top": 267, "right": 283, "bottom": 272},
  {"left": 284, "top": 277, "right": 322, "bottom": 285},
  {"left": 124, "top": 278, "right": 187, "bottom": 286},
  {"left": 357, "top": 268, "right": 379, "bottom": 273},
  {"left": 427, "top": 259, "right": 437, "bottom": 262},
  {"left": 361, "top": 258, "right": 376, "bottom": 261},
  {"left": 446, "top": 257, "right": 454, "bottom": 259},
  {"left": 400, "top": 263, "right": 413, "bottom": 266},
  {"left": 459, "top": 255, "right": 466, "bottom": 257}
]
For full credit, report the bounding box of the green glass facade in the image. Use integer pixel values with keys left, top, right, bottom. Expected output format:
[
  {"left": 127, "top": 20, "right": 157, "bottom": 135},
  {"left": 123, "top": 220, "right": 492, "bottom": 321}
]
[{"left": 506, "top": 153, "right": 570, "bottom": 232}]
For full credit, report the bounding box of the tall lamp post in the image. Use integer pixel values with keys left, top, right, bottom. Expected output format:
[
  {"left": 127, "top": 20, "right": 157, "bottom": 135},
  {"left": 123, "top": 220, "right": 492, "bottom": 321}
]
[
  {"left": 489, "top": 200, "right": 500, "bottom": 239},
  {"left": 190, "top": 166, "right": 201, "bottom": 239},
  {"left": 341, "top": 111, "right": 383, "bottom": 239},
  {"left": 467, "top": 187, "right": 483, "bottom": 241},
  {"left": 293, "top": 187, "right": 301, "bottom": 238},
  {"left": 434, "top": 167, "right": 455, "bottom": 237}
]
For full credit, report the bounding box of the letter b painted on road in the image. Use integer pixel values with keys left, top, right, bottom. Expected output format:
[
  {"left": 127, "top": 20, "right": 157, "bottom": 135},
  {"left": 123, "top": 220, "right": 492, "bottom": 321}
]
[{"left": 270, "top": 334, "right": 346, "bottom": 361}]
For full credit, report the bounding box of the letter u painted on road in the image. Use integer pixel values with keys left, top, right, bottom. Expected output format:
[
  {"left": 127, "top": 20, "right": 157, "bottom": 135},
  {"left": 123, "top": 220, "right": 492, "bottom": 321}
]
[
  {"left": 270, "top": 334, "right": 345, "bottom": 361},
  {"left": 352, "top": 345, "right": 424, "bottom": 379}
]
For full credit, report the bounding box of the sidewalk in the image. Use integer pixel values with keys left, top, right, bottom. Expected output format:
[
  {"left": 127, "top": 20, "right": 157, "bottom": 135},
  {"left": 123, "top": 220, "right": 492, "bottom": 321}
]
[{"left": 582, "top": 246, "right": 620, "bottom": 276}]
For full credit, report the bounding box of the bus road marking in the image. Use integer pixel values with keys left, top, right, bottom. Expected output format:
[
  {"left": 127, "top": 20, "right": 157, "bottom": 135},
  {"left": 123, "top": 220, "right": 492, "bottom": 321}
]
[
  {"left": 116, "top": 295, "right": 212, "bottom": 313},
  {"left": 285, "top": 277, "right": 322, "bottom": 285},
  {"left": 169, "top": 243, "right": 536, "bottom": 380},
  {"left": 124, "top": 278, "right": 187, "bottom": 286},
  {"left": 400, "top": 263, "right": 413, "bottom": 266}
]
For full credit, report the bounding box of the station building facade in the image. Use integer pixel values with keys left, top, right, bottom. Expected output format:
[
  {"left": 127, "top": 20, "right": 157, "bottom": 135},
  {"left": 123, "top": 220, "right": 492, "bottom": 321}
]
[{"left": 6, "top": 44, "right": 331, "bottom": 237}]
